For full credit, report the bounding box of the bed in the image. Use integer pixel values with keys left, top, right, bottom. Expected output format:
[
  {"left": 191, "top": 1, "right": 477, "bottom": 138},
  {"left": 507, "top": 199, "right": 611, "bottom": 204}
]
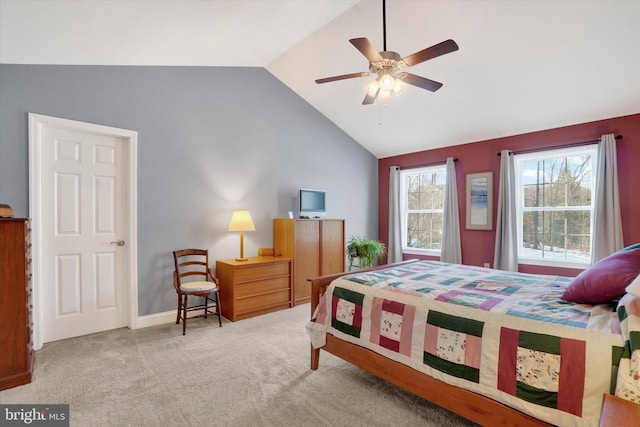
[{"left": 307, "top": 259, "right": 640, "bottom": 426}]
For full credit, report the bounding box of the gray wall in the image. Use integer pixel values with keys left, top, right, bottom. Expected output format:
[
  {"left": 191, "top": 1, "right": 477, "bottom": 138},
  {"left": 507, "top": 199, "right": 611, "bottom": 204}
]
[{"left": 0, "top": 64, "right": 378, "bottom": 316}]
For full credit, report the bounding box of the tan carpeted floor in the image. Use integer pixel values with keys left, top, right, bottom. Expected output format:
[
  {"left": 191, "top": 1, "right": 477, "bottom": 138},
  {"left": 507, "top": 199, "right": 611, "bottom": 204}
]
[{"left": 0, "top": 304, "right": 476, "bottom": 426}]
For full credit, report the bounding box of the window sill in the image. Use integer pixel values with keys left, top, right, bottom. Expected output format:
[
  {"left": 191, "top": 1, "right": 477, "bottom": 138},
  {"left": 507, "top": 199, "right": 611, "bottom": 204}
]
[
  {"left": 403, "top": 248, "right": 441, "bottom": 257},
  {"left": 518, "top": 257, "right": 589, "bottom": 270}
]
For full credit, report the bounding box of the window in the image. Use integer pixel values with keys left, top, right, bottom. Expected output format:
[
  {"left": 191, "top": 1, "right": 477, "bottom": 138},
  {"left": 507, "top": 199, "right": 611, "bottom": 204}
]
[
  {"left": 400, "top": 166, "right": 447, "bottom": 255},
  {"left": 515, "top": 145, "right": 598, "bottom": 267}
]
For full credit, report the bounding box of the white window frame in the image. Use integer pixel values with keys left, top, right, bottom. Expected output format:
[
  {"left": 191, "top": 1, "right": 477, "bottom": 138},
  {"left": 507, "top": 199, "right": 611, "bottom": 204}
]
[
  {"left": 514, "top": 145, "right": 598, "bottom": 269},
  {"left": 400, "top": 165, "right": 447, "bottom": 256}
]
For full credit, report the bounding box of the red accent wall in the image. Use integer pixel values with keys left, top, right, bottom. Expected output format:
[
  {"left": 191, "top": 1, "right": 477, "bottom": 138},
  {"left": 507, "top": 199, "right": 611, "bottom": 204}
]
[{"left": 378, "top": 113, "right": 640, "bottom": 277}]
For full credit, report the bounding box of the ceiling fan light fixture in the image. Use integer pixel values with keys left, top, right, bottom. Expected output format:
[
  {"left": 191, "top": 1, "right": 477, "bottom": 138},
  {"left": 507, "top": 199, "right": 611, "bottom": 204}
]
[
  {"left": 368, "top": 71, "right": 406, "bottom": 99},
  {"left": 365, "top": 79, "right": 380, "bottom": 97},
  {"left": 378, "top": 89, "right": 392, "bottom": 100},
  {"left": 393, "top": 78, "right": 407, "bottom": 95},
  {"left": 379, "top": 72, "right": 396, "bottom": 92}
]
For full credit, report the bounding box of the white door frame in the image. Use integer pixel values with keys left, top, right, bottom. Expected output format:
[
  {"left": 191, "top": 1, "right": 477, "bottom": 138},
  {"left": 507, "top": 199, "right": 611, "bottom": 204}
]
[{"left": 28, "top": 113, "right": 138, "bottom": 350}]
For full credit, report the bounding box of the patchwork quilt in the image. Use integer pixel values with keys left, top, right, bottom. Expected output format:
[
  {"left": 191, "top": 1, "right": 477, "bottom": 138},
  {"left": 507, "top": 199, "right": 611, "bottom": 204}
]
[{"left": 307, "top": 260, "right": 640, "bottom": 426}]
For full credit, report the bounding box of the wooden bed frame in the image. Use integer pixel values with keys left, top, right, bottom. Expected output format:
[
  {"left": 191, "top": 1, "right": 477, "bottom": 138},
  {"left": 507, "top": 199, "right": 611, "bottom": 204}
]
[{"left": 309, "top": 261, "right": 551, "bottom": 427}]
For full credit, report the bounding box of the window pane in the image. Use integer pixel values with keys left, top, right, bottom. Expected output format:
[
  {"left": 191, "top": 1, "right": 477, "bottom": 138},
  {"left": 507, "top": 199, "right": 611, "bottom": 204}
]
[
  {"left": 406, "top": 171, "right": 446, "bottom": 210},
  {"left": 521, "top": 156, "right": 592, "bottom": 208},
  {"left": 521, "top": 210, "right": 591, "bottom": 263},
  {"left": 407, "top": 175, "right": 420, "bottom": 210},
  {"left": 406, "top": 212, "right": 443, "bottom": 250},
  {"left": 402, "top": 166, "right": 446, "bottom": 253}
]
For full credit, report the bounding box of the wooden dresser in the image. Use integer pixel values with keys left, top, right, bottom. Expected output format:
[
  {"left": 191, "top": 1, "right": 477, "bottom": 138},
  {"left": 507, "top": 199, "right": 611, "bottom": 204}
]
[
  {"left": 0, "top": 218, "right": 34, "bottom": 390},
  {"left": 215, "top": 256, "right": 292, "bottom": 321},
  {"left": 273, "top": 218, "right": 345, "bottom": 305}
]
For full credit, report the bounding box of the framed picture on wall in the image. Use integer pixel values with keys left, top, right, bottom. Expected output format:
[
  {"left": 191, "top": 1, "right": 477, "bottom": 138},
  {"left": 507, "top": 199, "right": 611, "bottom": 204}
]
[{"left": 466, "top": 172, "right": 493, "bottom": 230}]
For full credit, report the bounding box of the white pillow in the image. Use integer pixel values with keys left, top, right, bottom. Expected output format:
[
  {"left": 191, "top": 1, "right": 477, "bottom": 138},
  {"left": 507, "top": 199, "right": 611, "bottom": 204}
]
[{"left": 625, "top": 273, "right": 640, "bottom": 297}]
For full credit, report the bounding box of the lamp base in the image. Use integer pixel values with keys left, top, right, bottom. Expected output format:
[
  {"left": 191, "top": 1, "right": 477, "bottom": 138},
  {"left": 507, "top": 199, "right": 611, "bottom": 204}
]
[{"left": 235, "top": 257, "right": 248, "bottom": 261}]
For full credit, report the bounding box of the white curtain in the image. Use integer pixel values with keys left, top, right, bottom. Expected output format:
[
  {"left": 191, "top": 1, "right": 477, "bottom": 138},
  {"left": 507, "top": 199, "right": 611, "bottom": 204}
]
[
  {"left": 591, "top": 134, "right": 624, "bottom": 263},
  {"left": 494, "top": 150, "right": 518, "bottom": 271},
  {"left": 388, "top": 166, "right": 403, "bottom": 264},
  {"left": 441, "top": 158, "right": 462, "bottom": 263}
]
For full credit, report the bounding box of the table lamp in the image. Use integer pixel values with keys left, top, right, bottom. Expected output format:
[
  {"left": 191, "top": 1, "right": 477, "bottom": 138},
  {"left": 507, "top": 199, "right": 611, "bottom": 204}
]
[{"left": 227, "top": 210, "right": 255, "bottom": 261}]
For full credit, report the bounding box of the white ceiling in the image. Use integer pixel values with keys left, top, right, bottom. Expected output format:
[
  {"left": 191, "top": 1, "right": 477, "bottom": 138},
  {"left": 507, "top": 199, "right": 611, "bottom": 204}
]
[{"left": 2, "top": 0, "right": 639, "bottom": 158}]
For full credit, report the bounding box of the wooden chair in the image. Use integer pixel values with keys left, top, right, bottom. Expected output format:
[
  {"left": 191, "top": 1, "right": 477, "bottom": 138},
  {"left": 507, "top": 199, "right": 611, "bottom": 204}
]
[{"left": 172, "top": 249, "right": 222, "bottom": 335}]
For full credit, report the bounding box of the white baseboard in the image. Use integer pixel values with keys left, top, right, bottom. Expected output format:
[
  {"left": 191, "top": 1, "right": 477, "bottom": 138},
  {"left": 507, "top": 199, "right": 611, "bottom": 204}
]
[{"left": 134, "top": 310, "right": 176, "bottom": 329}]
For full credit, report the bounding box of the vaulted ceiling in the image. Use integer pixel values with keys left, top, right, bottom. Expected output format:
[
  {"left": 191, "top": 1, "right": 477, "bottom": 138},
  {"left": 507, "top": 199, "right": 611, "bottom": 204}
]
[{"left": 2, "top": 0, "right": 639, "bottom": 158}]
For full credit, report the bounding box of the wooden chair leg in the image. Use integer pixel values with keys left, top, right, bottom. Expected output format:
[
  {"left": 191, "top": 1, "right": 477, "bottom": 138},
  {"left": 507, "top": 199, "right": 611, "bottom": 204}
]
[
  {"left": 204, "top": 295, "right": 209, "bottom": 319},
  {"left": 176, "top": 293, "right": 181, "bottom": 325},
  {"left": 182, "top": 294, "right": 188, "bottom": 335},
  {"left": 216, "top": 291, "right": 222, "bottom": 327}
]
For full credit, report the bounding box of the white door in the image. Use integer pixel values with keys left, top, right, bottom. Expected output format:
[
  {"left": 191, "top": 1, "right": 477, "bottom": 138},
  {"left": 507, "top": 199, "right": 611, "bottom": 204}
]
[{"left": 29, "top": 114, "right": 138, "bottom": 346}]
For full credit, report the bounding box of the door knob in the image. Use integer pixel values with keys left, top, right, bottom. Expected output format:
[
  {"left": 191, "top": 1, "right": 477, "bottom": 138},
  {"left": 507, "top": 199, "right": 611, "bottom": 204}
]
[{"left": 110, "top": 239, "right": 125, "bottom": 246}]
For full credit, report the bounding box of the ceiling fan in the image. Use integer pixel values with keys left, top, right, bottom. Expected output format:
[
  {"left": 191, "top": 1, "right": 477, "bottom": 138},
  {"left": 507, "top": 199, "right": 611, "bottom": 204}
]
[{"left": 315, "top": 0, "right": 459, "bottom": 105}]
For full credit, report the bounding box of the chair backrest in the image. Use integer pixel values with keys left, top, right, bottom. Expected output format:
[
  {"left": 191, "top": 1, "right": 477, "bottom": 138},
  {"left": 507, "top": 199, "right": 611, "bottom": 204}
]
[{"left": 173, "top": 249, "right": 210, "bottom": 291}]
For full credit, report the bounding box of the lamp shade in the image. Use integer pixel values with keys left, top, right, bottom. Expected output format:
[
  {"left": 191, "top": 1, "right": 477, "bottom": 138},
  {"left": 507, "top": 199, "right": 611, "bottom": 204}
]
[{"left": 227, "top": 210, "right": 255, "bottom": 232}]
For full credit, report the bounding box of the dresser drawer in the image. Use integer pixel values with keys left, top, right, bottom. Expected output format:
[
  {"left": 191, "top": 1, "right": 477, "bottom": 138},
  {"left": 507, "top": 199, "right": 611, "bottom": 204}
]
[
  {"left": 234, "top": 262, "right": 290, "bottom": 282},
  {"left": 235, "top": 276, "right": 290, "bottom": 298},
  {"left": 236, "top": 289, "right": 291, "bottom": 313}
]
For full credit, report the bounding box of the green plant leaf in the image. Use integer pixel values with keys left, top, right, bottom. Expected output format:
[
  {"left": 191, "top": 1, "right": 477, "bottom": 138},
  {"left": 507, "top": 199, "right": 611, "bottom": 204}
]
[{"left": 346, "top": 235, "right": 386, "bottom": 269}]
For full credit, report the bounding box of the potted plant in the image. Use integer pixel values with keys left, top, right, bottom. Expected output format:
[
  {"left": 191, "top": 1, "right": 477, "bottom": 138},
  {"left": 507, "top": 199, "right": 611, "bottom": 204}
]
[{"left": 346, "top": 236, "right": 387, "bottom": 270}]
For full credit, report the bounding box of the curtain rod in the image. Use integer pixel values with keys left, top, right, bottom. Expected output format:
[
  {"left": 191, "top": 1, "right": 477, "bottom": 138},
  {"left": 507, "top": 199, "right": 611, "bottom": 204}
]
[
  {"left": 497, "top": 134, "right": 623, "bottom": 156},
  {"left": 399, "top": 158, "right": 458, "bottom": 170}
]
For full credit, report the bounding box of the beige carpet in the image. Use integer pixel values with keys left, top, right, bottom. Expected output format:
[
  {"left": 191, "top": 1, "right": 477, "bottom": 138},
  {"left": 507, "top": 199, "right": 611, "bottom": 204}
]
[{"left": 0, "top": 304, "right": 476, "bottom": 426}]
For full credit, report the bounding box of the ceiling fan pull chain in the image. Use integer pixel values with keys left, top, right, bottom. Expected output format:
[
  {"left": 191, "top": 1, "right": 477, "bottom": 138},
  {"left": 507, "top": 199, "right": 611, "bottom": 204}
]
[{"left": 379, "top": 103, "right": 389, "bottom": 126}]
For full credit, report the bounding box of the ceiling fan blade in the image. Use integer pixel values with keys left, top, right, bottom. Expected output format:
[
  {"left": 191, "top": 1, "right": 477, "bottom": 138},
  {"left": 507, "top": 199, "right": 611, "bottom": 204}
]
[
  {"left": 402, "top": 73, "right": 443, "bottom": 92},
  {"left": 315, "top": 72, "right": 370, "bottom": 84},
  {"left": 362, "top": 91, "right": 378, "bottom": 105},
  {"left": 402, "top": 39, "right": 459, "bottom": 67},
  {"left": 350, "top": 38, "right": 384, "bottom": 63}
]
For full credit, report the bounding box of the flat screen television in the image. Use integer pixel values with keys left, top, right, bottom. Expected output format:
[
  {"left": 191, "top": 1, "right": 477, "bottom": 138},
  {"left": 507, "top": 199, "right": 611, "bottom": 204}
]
[{"left": 298, "top": 188, "right": 326, "bottom": 218}]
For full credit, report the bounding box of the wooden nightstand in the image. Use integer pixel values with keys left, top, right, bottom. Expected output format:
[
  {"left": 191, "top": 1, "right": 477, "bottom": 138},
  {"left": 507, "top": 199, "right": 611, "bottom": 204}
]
[
  {"left": 215, "top": 257, "right": 292, "bottom": 321},
  {"left": 599, "top": 393, "right": 640, "bottom": 427}
]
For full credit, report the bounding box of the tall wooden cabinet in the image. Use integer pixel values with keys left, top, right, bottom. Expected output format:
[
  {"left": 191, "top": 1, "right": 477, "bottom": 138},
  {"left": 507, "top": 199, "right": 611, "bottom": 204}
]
[
  {"left": 273, "top": 219, "right": 345, "bottom": 305},
  {"left": 0, "top": 218, "right": 33, "bottom": 391}
]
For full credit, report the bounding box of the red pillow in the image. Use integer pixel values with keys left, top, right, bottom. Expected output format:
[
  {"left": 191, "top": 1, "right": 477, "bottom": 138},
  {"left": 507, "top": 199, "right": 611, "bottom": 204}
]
[{"left": 561, "top": 248, "right": 640, "bottom": 304}]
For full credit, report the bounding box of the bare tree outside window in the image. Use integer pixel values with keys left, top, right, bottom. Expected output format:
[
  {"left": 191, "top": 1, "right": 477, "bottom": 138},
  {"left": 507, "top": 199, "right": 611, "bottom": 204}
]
[
  {"left": 403, "top": 167, "right": 446, "bottom": 252},
  {"left": 518, "top": 147, "right": 596, "bottom": 264}
]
